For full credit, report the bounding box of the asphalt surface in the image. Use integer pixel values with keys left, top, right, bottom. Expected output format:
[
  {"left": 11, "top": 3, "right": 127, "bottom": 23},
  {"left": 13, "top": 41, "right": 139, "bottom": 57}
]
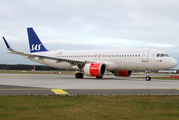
[{"left": 0, "top": 73, "right": 179, "bottom": 95}]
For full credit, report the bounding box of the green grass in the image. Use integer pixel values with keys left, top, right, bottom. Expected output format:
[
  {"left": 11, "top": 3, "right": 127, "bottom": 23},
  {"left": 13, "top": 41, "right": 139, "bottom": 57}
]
[{"left": 0, "top": 95, "right": 179, "bottom": 120}]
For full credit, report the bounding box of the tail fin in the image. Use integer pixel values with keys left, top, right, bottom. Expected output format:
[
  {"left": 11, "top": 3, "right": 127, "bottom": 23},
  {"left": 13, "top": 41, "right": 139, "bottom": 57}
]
[{"left": 27, "top": 28, "right": 48, "bottom": 53}]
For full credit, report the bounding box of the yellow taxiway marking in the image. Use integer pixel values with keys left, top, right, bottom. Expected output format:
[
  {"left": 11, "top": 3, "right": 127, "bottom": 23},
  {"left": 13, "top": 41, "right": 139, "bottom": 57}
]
[
  {"left": 51, "top": 89, "right": 69, "bottom": 94},
  {"left": 177, "top": 89, "right": 179, "bottom": 90}
]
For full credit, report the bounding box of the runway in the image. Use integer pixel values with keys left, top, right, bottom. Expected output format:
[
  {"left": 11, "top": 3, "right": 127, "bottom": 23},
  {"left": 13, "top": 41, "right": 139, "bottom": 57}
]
[{"left": 0, "top": 73, "right": 179, "bottom": 95}]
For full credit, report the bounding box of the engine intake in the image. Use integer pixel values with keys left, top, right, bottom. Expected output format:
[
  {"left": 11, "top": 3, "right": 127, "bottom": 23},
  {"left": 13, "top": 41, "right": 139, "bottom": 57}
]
[{"left": 83, "top": 63, "right": 106, "bottom": 77}]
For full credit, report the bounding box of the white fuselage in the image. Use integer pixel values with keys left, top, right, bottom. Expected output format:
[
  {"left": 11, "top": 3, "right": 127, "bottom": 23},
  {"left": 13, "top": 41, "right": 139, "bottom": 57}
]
[
  {"left": 4, "top": 28, "right": 178, "bottom": 80},
  {"left": 26, "top": 48, "right": 178, "bottom": 71}
]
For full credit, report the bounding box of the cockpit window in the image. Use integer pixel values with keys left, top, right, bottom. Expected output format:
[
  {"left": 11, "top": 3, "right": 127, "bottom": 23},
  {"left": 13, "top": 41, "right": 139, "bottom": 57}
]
[
  {"left": 165, "top": 54, "right": 169, "bottom": 57},
  {"left": 156, "top": 53, "right": 169, "bottom": 57}
]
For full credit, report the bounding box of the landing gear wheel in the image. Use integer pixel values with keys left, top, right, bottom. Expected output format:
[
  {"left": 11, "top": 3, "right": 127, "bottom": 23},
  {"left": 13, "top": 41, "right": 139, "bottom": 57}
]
[
  {"left": 145, "top": 68, "right": 151, "bottom": 81},
  {"left": 96, "top": 76, "right": 103, "bottom": 79},
  {"left": 75, "top": 73, "right": 84, "bottom": 79},
  {"left": 145, "top": 76, "right": 151, "bottom": 81}
]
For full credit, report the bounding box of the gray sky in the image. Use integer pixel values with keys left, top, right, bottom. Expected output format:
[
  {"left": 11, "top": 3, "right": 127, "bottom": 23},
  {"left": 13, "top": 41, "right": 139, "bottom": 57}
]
[{"left": 1, "top": 0, "right": 179, "bottom": 69}]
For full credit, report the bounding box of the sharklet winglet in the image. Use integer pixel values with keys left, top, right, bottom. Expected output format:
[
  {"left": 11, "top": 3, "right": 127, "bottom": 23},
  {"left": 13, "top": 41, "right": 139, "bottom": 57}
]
[{"left": 2, "top": 36, "right": 13, "bottom": 51}]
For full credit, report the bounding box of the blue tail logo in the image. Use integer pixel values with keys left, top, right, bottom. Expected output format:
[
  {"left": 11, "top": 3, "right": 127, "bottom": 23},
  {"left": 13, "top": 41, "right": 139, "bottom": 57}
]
[
  {"left": 27, "top": 28, "right": 48, "bottom": 53},
  {"left": 31, "top": 44, "right": 42, "bottom": 51}
]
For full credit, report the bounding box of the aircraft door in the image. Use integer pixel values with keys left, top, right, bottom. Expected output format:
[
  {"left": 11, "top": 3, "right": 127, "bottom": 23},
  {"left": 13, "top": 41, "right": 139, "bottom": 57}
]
[{"left": 142, "top": 50, "right": 149, "bottom": 62}]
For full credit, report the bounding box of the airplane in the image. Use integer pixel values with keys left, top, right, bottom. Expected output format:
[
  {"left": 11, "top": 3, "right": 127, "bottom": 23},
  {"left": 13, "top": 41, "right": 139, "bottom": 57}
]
[{"left": 2, "top": 28, "right": 178, "bottom": 81}]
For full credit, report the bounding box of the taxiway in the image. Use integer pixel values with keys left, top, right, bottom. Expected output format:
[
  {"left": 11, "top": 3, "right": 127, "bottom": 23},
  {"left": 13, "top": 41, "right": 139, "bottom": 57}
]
[{"left": 0, "top": 73, "right": 179, "bottom": 95}]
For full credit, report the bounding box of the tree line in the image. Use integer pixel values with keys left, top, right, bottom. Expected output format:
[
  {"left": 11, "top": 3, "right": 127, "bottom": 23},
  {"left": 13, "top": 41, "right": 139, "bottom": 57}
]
[{"left": 0, "top": 64, "right": 62, "bottom": 70}]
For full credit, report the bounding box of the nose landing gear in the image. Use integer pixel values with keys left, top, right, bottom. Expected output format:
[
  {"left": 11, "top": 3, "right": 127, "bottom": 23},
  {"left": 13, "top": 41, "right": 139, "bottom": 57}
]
[
  {"left": 145, "top": 76, "right": 151, "bottom": 81},
  {"left": 145, "top": 68, "right": 151, "bottom": 81}
]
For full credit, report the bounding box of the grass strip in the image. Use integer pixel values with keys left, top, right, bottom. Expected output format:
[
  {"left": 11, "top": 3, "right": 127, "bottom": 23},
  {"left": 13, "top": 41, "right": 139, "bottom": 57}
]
[{"left": 0, "top": 95, "right": 179, "bottom": 120}]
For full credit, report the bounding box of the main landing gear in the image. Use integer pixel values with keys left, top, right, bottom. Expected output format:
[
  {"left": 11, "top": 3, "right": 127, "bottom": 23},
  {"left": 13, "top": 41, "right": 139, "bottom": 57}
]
[
  {"left": 75, "top": 73, "right": 103, "bottom": 79},
  {"left": 75, "top": 64, "right": 85, "bottom": 79},
  {"left": 75, "top": 73, "right": 84, "bottom": 79},
  {"left": 96, "top": 76, "right": 103, "bottom": 79},
  {"left": 145, "top": 68, "right": 151, "bottom": 81}
]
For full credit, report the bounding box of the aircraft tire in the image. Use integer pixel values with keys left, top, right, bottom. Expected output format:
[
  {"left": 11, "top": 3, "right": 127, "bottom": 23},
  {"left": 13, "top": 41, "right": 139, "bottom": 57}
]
[
  {"left": 145, "top": 77, "right": 151, "bottom": 81},
  {"left": 96, "top": 76, "right": 103, "bottom": 79},
  {"left": 75, "top": 73, "right": 83, "bottom": 79}
]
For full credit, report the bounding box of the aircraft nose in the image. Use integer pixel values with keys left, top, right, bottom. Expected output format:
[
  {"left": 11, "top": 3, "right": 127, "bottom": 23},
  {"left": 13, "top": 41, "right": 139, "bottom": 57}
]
[{"left": 170, "top": 58, "right": 178, "bottom": 68}]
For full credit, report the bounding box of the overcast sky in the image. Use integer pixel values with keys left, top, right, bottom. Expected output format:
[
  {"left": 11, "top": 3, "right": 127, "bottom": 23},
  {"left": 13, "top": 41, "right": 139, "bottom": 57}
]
[{"left": 0, "top": 0, "right": 179, "bottom": 69}]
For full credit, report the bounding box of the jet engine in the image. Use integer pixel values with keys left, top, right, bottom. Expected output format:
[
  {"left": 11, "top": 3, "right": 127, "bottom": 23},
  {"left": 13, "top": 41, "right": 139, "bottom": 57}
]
[
  {"left": 83, "top": 63, "right": 106, "bottom": 78},
  {"left": 111, "top": 70, "right": 132, "bottom": 77}
]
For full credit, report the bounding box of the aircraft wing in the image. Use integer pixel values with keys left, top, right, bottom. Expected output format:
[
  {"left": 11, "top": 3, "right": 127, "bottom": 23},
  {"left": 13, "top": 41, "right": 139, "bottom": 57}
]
[
  {"left": 2, "top": 37, "right": 86, "bottom": 65},
  {"left": 28, "top": 53, "right": 85, "bottom": 65}
]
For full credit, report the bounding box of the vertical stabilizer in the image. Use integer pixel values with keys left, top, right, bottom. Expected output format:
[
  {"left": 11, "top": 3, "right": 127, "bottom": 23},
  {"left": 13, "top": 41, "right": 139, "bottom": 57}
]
[{"left": 27, "top": 28, "right": 48, "bottom": 53}]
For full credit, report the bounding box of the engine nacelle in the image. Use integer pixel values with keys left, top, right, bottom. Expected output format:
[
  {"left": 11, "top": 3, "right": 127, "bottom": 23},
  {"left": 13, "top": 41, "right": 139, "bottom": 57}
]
[
  {"left": 111, "top": 70, "right": 132, "bottom": 77},
  {"left": 83, "top": 63, "right": 106, "bottom": 77}
]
